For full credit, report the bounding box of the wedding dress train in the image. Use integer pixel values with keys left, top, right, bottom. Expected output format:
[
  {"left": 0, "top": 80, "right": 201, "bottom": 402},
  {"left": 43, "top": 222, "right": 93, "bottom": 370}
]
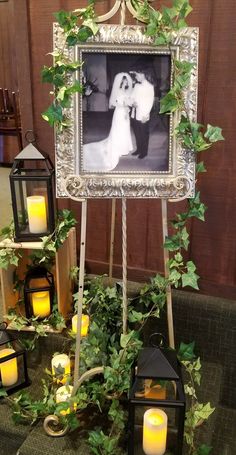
[{"left": 83, "top": 73, "right": 134, "bottom": 172}]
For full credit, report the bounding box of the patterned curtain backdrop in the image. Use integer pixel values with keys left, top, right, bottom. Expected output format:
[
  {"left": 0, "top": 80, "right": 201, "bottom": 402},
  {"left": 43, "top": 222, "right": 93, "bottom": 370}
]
[{"left": 3, "top": 0, "right": 236, "bottom": 299}]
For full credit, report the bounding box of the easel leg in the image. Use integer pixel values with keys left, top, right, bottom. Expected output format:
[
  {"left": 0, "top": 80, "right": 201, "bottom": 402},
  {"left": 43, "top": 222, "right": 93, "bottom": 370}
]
[
  {"left": 122, "top": 198, "right": 128, "bottom": 335},
  {"left": 109, "top": 198, "right": 116, "bottom": 285},
  {"left": 161, "top": 199, "right": 175, "bottom": 349},
  {"left": 73, "top": 199, "right": 87, "bottom": 391}
]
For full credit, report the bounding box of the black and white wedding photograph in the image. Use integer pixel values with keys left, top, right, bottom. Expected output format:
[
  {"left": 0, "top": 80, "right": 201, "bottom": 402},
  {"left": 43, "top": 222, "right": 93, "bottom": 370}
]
[{"left": 81, "top": 52, "right": 171, "bottom": 173}]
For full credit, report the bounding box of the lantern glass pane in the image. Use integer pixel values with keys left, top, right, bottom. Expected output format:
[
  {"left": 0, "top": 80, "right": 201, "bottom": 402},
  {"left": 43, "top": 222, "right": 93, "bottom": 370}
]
[
  {"left": 12, "top": 179, "right": 50, "bottom": 236},
  {"left": 0, "top": 343, "right": 27, "bottom": 392},
  {"left": 133, "top": 405, "right": 180, "bottom": 455},
  {"left": 134, "top": 378, "right": 176, "bottom": 400},
  {"left": 28, "top": 276, "right": 50, "bottom": 289},
  {"left": 24, "top": 269, "right": 54, "bottom": 320}
]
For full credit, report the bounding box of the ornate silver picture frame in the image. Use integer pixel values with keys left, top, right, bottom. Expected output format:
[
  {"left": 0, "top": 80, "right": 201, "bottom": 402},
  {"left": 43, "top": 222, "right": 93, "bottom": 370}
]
[{"left": 54, "top": 24, "right": 198, "bottom": 199}]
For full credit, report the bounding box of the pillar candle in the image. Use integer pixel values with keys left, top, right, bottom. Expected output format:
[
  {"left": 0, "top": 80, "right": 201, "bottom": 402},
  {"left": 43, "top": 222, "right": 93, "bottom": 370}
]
[
  {"left": 26, "top": 195, "right": 47, "bottom": 234},
  {"left": 0, "top": 348, "right": 18, "bottom": 387},
  {"left": 51, "top": 354, "right": 71, "bottom": 384},
  {"left": 32, "top": 291, "right": 51, "bottom": 318},
  {"left": 143, "top": 408, "right": 168, "bottom": 455},
  {"left": 72, "top": 314, "right": 89, "bottom": 337},
  {"left": 56, "top": 385, "right": 76, "bottom": 415}
]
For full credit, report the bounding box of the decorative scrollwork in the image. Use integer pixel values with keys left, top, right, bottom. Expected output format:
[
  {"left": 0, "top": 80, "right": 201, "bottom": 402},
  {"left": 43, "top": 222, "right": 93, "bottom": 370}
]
[
  {"left": 72, "top": 366, "right": 104, "bottom": 396},
  {"left": 43, "top": 367, "right": 104, "bottom": 437},
  {"left": 96, "top": 0, "right": 122, "bottom": 23},
  {"left": 43, "top": 415, "right": 69, "bottom": 437}
]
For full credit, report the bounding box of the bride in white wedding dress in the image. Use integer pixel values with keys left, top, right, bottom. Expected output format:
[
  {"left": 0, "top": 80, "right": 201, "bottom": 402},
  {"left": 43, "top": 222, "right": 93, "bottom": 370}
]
[{"left": 83, "top": 72, "right": 134, "bottom": 172}]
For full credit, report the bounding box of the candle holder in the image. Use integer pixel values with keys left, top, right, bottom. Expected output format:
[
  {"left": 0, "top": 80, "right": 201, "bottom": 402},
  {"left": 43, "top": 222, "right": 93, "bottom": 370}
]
[
  {"left": 24, "top": 266, "right": 54, "bottom": 319},
  {"left": 0, "top": 322, "right": 31, "bottom": 396},
  {"left": 128, "top": 334, "right": 185, "bottom": 455},
  {"left": 9, "top": 136, "right": 55, "bottom": 242}
]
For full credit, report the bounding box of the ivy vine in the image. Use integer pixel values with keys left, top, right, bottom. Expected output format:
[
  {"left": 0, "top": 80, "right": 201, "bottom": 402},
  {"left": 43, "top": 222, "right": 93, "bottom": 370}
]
[{"left": 0, "top": 209, "right": 76, "bottom": 270}]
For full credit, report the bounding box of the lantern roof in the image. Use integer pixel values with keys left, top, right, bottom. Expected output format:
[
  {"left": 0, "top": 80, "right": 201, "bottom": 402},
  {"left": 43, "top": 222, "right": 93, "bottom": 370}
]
[
  {"left": 14, "top": 143, "right": 48, "bottom": 161},
  {"left": 0, "top": 322, "right": 17, "bottom": 346},
  {"left": 25, "top": 266, "right": 53, "bottom": 279},
  {"left": 136, "top": 347, "right": 180, "bottom": 380}
]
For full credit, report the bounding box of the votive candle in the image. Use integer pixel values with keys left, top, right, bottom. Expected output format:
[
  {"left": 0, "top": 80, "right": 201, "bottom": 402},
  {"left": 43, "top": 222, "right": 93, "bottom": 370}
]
[
  {"left": 51, "top": 354, "right": 71, "bottom": 384},
  {"left": 72, "top": 314, "right": 89, "bottom": 337},
  {"left": 56, "top": 385, "right": 76, "bottom": 415}
]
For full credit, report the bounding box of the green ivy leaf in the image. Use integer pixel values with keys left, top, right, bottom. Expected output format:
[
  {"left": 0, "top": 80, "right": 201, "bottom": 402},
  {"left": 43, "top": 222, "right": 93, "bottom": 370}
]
[
  {"left": 53, "top": 73, "right": 66, "bottom": 87},
  {"left": 174, "top": 61, "right": 195, "bottom": 90},
  {"left": 169, "top": 269, "right": 181, "bottom": 286},
  {"left": 173, "top": 0, "right": 193, "bottom": 17},
  {"left": 160, "top": 90, "right": 181, "bottom": 114},
  {"left": 42, "top": 104, "right": 63, "bottom": 126},
  {"left": 54, "top": 10, "right": 78, "bottom": 33},
  {"left": 196, "top": 161, "right": 207, "bottom": 173},
  {"left": 67, "top": 80, "right": 83, "bottom": 96},
  {"left": 178, "top": 341, "right": 196, "bottom": 361},
  {"left": 120, "top": 331, "right": 135, "bottom": 348},
  {"left": 194, "top": 402, "right": 215, "bottom": 423},
  {"left": 182, "top": 269, "right": 199, "bottom": 290},
  {"left": 194, "top": 444, "right": 212, "bottom": 455},
  {"left": 41, "top": 66, "right": 54, "bottom": 83},
  {"left": 155, "top": 33, "right": 171, "bottom": 45},
  {"left": 0, "top": 388, "right": 7, "bottom": 398},
  {"left": 66, "top": 33, "right": 80, "bottom": 46},
  {"left": 188, "top": 192, "right": 207, "bottom": 221},
  {"left": 77, "top": 26, "right": 93, "bottom": 42},
  {"left": 204, "top": 125, "right": 224, "bottom": 143},
  {"left": 146, "top": 20, "right": 158, "bottom": 36},
  {"left": 83, "top": 18, "right": 99, "bottom": 35}
]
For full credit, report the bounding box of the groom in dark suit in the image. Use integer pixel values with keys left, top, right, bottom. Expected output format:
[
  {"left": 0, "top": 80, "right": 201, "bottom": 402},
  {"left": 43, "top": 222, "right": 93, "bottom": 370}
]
[{"left": 129, "top": 69, "right": 155, "bottom": 159}]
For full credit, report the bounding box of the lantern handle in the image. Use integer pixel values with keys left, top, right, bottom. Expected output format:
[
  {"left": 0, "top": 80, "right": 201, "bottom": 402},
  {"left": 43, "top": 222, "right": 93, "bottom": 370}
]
[
  {"left": 0, "top": 321, "right": 7, "bottom": 331},
  {"left": 149, "top": 332, "right": 167, "bottom": 349},
  {"left": 25, "top": 129, "right": 37, "bottom": 144}
]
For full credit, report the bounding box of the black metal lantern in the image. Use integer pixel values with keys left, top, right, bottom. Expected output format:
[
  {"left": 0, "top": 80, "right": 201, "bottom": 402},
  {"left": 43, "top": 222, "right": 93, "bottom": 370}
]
[
  {"left": 128, "top": 336, "right": 185, "bottom": 455},
  {"left": 24, "top": 266, "right": 55, "bottom": 320},
  {"left": 0, "top": 322, "right": 30, "bottom": 396},
  {"left": 9, "top": 140, "right": 55, "bottom": 242}
]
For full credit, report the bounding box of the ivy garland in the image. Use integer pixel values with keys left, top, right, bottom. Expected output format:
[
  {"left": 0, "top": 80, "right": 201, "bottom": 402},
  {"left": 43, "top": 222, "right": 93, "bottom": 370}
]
[
  {"left": 0, "top": 209, "right": 77, "bottom": 271},
  {"left": 0, "top": 1, "right": 224, "bottom": 455}
]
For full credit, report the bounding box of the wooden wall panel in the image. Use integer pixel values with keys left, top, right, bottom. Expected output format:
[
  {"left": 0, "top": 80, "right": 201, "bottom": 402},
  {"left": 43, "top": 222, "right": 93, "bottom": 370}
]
[
  {"left": 7, "top": 0, "right": 236, "bottom": 298},
  {"left": 0, "top": 0, "right": 17, "bottom": 91},
  {"left": 0, "top": 0, "right": 19, "bottom": 162},
  {"left": 189, "top": 0, "right": 236, "bottom": 298}
]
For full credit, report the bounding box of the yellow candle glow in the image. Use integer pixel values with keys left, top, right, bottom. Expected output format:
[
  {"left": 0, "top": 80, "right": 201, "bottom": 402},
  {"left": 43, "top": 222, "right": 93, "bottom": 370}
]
[
  {"left": 0, "top": 348, "right": 18, "bottom": 387},
  {"left": 32, "top": 291, "right": 51, "bottom": 318},
  {"left": 26, "top": 195, "right": 47, "bottom": 234},
  {"left": 51, "top": 354, "right": 71, "bottom": 385},
  {"left": 72, "top": 314, "right": 90, "bottom": 337},
  {"left": 56, "top": 385, "right": 76, "bottom": 415},
  {"left": 143, "top": 409, "right": 168, "bottom": 455}
]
